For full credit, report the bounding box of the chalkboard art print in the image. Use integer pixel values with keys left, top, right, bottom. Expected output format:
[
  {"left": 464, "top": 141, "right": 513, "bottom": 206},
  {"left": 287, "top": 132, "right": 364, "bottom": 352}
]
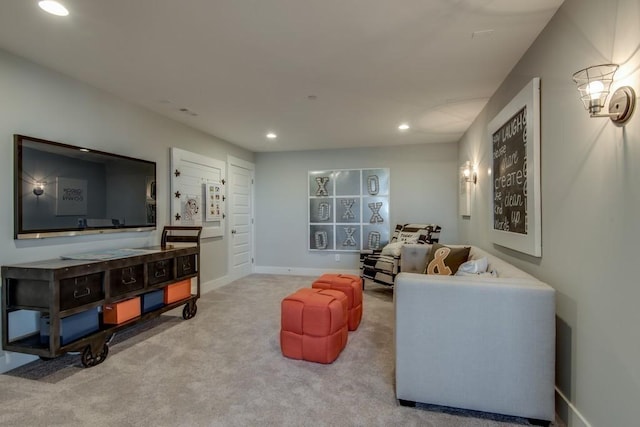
[{"left": 488, "top": 78, "right": 541, "bottom": 257}]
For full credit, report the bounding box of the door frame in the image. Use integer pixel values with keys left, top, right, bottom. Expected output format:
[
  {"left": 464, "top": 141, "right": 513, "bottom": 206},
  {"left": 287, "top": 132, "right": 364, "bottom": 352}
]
[{"left": 227, "top": 155, "right": 256, "bottom": 281}]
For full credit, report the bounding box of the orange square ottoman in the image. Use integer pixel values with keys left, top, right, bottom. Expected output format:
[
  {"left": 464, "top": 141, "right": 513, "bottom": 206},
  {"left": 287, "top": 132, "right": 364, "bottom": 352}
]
[
  {"left": 312, "top": 273, "right": 363, "bottom": 331},
  {"left": 280, "top": 288, "right": 348, "bottom": 364}
]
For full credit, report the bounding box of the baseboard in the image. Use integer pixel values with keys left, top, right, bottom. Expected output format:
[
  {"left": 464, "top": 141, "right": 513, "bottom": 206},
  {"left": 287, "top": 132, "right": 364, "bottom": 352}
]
[
  {"left": 200, "top": 275, "right": 232, "bottom": 294},
  {"left": 555, "top": 387, "right": 592, "bottom": 427},
  {"left": 254, "top": 266, "right": 360, "bottom": 277}
]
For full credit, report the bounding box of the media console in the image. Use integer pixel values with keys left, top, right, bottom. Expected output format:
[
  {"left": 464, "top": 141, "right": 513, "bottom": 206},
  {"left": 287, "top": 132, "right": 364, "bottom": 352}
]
[{"left": 1, "top": 226, "right": 201, "bottom": 367}]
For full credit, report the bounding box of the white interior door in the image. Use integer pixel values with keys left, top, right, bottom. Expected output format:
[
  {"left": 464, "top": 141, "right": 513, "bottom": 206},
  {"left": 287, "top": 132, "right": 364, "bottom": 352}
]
[{"left": 228, "top": 156, "right": 254, "bottom": 280}]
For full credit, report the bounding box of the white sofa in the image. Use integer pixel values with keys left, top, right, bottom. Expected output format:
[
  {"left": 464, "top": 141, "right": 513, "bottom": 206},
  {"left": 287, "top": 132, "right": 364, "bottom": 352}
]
[{"left": 394, "top": 244, "right": 556, "bottom": 423}]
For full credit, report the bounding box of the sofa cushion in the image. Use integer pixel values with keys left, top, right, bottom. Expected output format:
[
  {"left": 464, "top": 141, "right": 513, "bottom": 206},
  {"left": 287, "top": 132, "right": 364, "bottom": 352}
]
[{"left": 424, "top": 243, "right": 470, "bottom": 275}]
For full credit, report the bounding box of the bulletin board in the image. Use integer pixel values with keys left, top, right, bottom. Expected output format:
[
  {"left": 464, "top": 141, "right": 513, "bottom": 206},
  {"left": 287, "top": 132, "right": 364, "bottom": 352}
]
[{"left": 170, "top": 147, "right": 225, "bottom": 238}]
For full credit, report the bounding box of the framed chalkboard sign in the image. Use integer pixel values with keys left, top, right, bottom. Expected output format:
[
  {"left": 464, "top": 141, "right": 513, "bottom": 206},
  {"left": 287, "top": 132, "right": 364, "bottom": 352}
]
[{"left": 488, "top": 78, "right": 541, "bottom": 257}]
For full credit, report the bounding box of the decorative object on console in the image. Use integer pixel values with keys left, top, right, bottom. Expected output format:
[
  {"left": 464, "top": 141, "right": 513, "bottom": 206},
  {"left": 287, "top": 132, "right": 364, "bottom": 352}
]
[
  {"left": 488, "top": 78, "right": 541, "bottom": 257},
  {"left": 572, "top": 63, "right": 636, "bottom": 126},
  {"left": 360, "top": 223, "right": 441, "bottom": 288},
  {"left": 309, "top": 168, "right": 389, "bottom": 252},
  {"left": 424, "top": 243, "right": 470, "bottom": 276}
]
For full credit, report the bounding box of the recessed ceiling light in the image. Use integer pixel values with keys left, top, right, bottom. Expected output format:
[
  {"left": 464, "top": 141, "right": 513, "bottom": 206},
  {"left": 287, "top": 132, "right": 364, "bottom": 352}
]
[
  {"left": 266, "top": 132, "right": 277, "bottom": 139},
  {"left": 398, "top": 123, "right": 410, "bottom": 131},
  {"left": 38, "top": 1, "right": 69, "bottom": 16}
]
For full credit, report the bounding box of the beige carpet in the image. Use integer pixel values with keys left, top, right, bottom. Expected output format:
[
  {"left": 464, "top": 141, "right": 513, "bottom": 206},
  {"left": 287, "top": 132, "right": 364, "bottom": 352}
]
[{"left": 0, "top": 274, "right": 564, "bottom": 426}]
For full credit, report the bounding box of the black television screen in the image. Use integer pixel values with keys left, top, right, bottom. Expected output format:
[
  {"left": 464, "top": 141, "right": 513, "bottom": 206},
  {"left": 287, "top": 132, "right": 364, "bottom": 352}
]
[{"left": 14, "top": 134, "right": 156, "bottom": 239}]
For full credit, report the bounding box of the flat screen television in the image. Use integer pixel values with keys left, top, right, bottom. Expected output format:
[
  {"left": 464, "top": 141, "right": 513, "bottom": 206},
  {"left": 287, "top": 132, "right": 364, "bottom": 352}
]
[{"left": 14, "top": 134, "right": 157, "bottom": 239}]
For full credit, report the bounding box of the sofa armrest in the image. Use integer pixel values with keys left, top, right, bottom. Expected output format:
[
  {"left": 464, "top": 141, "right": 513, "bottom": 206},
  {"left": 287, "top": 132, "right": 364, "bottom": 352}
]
[{"left": 394, "top": 272, "right": 556, "bottom": 420}]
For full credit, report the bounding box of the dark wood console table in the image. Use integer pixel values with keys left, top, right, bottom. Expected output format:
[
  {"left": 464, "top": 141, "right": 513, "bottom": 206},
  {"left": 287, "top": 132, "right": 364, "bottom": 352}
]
[{"left": 2, "top": 226, "right": 201, "bottom": 367}]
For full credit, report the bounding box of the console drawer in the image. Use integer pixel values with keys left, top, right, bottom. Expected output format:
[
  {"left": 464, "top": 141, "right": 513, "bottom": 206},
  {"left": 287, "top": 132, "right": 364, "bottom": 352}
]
[
  {"left": 147, "top": 258, "right": 174, "bottom": 285},
  {"left": 176, "top": 255, "right": 196, "bottom": 278},
  {"left": 110, "top": 265, "right": 144, "bottom": 296},
  {"left": 59, "top": 273, "right": 104, "bottom": 311}
]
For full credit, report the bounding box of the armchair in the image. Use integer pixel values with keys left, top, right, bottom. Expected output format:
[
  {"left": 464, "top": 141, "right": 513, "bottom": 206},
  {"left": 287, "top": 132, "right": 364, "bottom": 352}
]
[{"left": 359, "top": 223, "right": 441, "bottom": 288}]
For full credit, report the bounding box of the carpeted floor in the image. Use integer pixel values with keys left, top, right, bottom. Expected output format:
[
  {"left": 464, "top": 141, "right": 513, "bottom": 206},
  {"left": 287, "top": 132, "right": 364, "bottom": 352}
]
[{"left": 0, "top": 274, "right": 565, "bottom": 426}]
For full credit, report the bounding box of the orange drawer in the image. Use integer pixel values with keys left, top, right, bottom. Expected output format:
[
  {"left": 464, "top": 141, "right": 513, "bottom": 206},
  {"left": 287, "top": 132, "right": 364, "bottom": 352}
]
[
  {"left": 103, "top": 296, "right": 141, "bottom": 324},
  {"left": 164, "top": 279, "right": 191, "bottom": 304}
]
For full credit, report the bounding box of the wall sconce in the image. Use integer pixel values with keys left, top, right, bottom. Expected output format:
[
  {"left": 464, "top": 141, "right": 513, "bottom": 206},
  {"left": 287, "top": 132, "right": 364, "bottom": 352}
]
[
  {"left": 462, "top": 162, "right": 477, "bottom": 184},
  {"left": 572, "top": 64, "right": 636, "bottom": 126},
  {"left": 33, "top": 182, "right": 45, "bottom": 197}
]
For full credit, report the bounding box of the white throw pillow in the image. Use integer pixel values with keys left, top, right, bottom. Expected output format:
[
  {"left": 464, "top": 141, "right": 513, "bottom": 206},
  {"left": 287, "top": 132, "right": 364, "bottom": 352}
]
[
  {"left": 455, "top": 257, "right": 488, "bottom": 275},
  {"left": 381, "top": 241, "right": 404, "bottom": 257}
]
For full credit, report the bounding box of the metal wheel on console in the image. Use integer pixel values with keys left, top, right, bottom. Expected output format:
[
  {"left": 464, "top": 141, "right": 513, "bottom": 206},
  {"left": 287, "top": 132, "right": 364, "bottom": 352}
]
[
  {"left": 81, "top": 343, "right": 109, "bottom": 368},
  {"left": 182, "top": 301, "right": 198, "bottom": 320}
]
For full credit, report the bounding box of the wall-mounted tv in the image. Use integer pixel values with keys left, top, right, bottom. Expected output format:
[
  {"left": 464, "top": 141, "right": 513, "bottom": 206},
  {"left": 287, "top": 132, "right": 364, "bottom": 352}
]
[{"left": 14, "top": 134, "right": 157, "bottom": 239}]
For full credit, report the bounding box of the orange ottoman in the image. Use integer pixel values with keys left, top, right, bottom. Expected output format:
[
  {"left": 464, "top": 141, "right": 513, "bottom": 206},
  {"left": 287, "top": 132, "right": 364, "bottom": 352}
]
[
  {"left": 280, "top": 288, "right": 348, "bottom": 364},
  {"left": 312, "top": 273, "right": 363, "bottom": 331}
]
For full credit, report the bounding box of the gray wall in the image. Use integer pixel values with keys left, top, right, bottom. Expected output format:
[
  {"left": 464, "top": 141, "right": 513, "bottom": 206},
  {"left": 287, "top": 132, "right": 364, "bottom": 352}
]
[
  {"left": 255, "top": 144, "right": 459, "bottom": 273},
  {"left": 0, "top": 48, "right": 254, "bottom": 372},
  {"left": 457, "top": 0, "right": 640, "bottom": 426}
]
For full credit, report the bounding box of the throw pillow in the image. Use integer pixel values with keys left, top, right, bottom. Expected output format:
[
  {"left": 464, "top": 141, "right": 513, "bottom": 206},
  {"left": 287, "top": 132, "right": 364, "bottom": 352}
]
[
  {"left": 381, "top": 241, "right": 404, "bottom": 257},
  {"left": 424, "top": 244, "right": 471, "bottom": 276},
  {"left": 455, "top": 257, "right": 488, "bottom": 275},
  {"left": 398, "top": 231, "right": 420, "bottom": 244},
  {"left": 415, "top": 224, "right": 441, "bottom": 244},
  {"left": 394, "top": 223, "right": 442, "bottom": 244}
]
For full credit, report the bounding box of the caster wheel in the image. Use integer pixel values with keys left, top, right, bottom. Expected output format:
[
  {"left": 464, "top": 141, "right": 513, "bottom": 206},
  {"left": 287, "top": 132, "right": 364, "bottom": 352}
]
[
  {"left": 182, "top": 302, "right": 197, "bottom": 320},
  {"left": 81, "top": 343, "right": 109, "bottom": 368}
]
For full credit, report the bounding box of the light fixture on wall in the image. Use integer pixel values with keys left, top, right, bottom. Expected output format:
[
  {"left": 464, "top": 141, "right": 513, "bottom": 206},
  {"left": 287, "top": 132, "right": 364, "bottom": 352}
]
[
  {"left": 462, "top": 161, "right": 477, "bottom": 184},
  {"left": 33, "top": 182, "right": 45, "bottom": 197},
  {"left": 572, "top": 64, "right": 636, "bottom": 126}
]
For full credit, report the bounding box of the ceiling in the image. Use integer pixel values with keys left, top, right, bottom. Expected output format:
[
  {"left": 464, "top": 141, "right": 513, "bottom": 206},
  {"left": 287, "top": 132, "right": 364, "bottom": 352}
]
[{"left": 0, "top": 0, "right": 564, "bottom": 152}]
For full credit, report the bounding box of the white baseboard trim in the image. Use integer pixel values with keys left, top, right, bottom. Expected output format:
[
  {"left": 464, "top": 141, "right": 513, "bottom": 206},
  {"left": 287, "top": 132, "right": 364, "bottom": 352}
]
[
  {"left": 200, "top": 275, "right": 233, "bottom": 294},
  {"left": 555, "top": 387, "right": 591, "bottom": 427},
  {"left": 254, "top": 266, "right": 360, "bottom": 277}
]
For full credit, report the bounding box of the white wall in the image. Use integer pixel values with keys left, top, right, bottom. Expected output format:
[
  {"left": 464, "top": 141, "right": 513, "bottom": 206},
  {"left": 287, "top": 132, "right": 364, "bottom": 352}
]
[
  {"left": 457, "top": 1, "right": 640, "bottom": 426},
  {"left": 0, "top": 49, "right": 253, "bottom": 372},
  {"left": 255, "top": 144, "right": 458, "bottom": 274}
]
